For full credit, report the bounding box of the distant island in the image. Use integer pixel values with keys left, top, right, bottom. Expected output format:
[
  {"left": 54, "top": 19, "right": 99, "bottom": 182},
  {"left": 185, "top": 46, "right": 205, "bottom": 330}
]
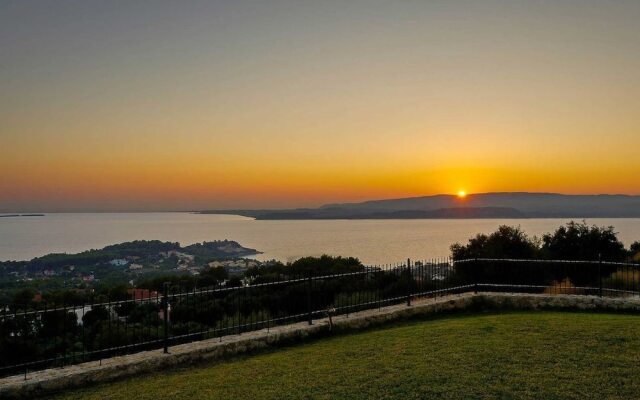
[{"left": 199, "top": 192, "right": 640, "bottom": 219}]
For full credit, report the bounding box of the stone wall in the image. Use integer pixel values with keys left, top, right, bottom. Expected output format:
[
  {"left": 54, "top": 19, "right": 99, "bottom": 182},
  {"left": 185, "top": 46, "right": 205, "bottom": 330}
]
[{"left": 2, "top": 292, "right": 639, "bottom": 399}]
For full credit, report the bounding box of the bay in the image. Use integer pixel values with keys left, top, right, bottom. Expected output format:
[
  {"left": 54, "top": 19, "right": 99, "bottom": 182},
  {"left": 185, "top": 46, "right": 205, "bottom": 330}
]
[{"left": 1, "top": 213, "right": 639, "bottom": 264}]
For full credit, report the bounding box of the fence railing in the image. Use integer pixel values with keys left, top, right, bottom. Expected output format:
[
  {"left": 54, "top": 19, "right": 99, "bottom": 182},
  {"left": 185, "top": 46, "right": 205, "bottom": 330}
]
[{"left": 1, "top": 258, "right": 639, "bottom": 378}]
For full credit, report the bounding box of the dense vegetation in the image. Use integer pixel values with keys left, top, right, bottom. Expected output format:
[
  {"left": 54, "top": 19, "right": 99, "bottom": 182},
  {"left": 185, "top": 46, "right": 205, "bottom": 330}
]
[
  {"left": 0, "top": 240, "right": 260, "bottom": 304},
  {"left": 451, "top": 221, "right": 634, "bottom": 261},
  {"left": 54, "top": 312, "right": 640, "bottom": 400},
  {"left": 449, "top": 221, "right": 638, "bottom": 288},
  {"left": 0, "top": 255, "right": 381, "bottom": 373}
]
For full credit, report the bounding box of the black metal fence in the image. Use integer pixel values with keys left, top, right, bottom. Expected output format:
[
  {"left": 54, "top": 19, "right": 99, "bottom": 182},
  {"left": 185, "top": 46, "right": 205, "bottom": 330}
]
[{"left": 1, "top": 258, "right": 639, "bottom": 379}]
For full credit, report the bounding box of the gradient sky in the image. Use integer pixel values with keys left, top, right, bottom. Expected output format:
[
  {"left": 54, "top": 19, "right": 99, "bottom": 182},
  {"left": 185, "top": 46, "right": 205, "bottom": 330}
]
[{"left": 2, "top": 1, "right": 640, "bottom": 212}]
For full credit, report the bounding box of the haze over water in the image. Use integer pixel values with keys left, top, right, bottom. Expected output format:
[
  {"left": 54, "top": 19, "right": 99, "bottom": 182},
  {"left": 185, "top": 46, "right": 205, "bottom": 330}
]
[{"left": 2, "top": 213, "right": 640, "bottom": 264}]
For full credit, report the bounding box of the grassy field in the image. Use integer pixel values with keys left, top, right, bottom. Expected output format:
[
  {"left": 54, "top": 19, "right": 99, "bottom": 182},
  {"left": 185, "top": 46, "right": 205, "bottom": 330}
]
[{"left": 54, "top": 312, "right": 640, "bottom": 400}]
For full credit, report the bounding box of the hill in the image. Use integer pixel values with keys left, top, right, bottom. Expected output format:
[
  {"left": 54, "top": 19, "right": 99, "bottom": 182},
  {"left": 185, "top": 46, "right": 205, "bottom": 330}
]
[{"left": 199, "top": 192, "right": 640, "bottom": 219}]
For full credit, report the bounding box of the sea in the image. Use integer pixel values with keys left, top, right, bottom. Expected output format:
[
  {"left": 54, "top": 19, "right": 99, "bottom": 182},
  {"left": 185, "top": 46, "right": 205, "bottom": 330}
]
[{"left": 1, "top": 213, "right": 639, "bottom": 265}]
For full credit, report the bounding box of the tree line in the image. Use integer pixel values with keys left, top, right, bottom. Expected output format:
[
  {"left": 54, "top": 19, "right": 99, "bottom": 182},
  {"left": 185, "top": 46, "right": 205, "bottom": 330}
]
[{"left": 451, "top": 221, "right": 639, "bottom": 262}]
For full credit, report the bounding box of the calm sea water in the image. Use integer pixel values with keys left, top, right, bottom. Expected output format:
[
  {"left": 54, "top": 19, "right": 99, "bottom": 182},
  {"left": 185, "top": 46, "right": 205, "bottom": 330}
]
[{"left": 1, "top": 213, "right": 639, "bottom": 264}]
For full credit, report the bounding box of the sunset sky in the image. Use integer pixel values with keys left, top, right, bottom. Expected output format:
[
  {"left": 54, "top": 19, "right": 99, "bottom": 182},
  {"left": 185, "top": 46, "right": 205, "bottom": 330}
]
[{"left": 2, "top": 1, "right": 640, "bottom": 212}]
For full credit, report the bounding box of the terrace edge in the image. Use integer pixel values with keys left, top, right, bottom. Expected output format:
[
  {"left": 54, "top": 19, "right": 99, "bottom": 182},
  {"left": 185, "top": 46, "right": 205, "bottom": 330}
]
[{"left": 2, "top": 292, "right": 640, "bottom": 399}]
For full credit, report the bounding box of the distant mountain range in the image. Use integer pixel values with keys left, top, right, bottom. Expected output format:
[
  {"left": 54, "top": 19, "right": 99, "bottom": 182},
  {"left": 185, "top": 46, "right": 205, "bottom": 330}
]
[{"left": 198, "top": 193, "right": 640, "bottom": 219}]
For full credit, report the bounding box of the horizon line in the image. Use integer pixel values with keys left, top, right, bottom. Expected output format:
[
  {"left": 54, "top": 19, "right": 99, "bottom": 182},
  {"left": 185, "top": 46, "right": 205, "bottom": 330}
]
[{"left": 4, "top": 191, "right": 640, "bottom": 214}]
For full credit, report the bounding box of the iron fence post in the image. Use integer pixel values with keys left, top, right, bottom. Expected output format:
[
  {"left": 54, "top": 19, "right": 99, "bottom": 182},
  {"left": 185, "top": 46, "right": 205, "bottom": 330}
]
[
  {"left": 307, "top": 274, "right": 313, "bottom": 325},
  {"left": 474, "top": 258, "right": 478, "bottom": 294},
  {"left": 163, "top": 282, "right": 170, "bottom": 354},
  {"left": 406, "top": 258, "right": 412, "bottom": 306},
  {"left": 598, "top": 255, "right": 603, "bottom": 298}
]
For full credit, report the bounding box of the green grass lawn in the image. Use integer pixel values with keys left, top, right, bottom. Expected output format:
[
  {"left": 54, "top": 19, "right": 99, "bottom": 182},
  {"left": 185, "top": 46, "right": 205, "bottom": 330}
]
[{"left": 54, "top": 312, "right": 640, "bottom": 400}]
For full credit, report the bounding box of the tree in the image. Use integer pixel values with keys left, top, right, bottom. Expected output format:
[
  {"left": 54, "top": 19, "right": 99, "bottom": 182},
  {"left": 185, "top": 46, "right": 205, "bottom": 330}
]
[
  {"left": 541, "top": 221, "right": 626, "bottom": 261},
  {"left": 629, "top": 241, "right": 640, "bottom": 260},
  {"left": 450, "top": 226, "right": 540, "bottom": 260},
  {"left": 82, "top": 305, "right": 110, "bottom": 329},
  {"left": 288, "top": 255, "right": 363, "bottom": 275},
  {"left": 199, "top": 266, "right": 228, "bottom": 287},
  {"left": 11, "top": 288, "right": 36, "bottom": 308}
]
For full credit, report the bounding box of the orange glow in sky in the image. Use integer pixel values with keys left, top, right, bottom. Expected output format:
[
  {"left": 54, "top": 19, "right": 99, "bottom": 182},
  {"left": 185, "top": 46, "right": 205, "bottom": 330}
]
[{"left": 2, "top": 2, "right": 640, "bottom": 212}]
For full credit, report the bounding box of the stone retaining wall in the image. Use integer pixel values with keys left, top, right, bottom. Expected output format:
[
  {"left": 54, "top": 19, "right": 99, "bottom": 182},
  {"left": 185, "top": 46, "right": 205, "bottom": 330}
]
[{"left": 2, "top": 292, "right": 640, "bottom": 399}]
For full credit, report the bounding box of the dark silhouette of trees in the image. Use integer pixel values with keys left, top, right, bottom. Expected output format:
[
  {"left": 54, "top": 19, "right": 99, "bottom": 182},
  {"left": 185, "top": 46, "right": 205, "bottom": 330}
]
[
  {"left": 451, "top": 222, "right": 631, "bottom": 262},
  {"left": 629, "top": 241, "right": 640, "bottom": 259},
  {"left": 541, "top": 221, "right": 626, "bottom": 261},
  {"left": 450, "top": 226, "right": 540, "bottom": 260}
]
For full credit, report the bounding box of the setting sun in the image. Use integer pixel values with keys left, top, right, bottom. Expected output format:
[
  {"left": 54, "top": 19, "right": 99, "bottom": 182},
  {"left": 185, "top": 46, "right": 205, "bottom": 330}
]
[{"left": 457, "top": 190, "right": 467, "bottom": 198}]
